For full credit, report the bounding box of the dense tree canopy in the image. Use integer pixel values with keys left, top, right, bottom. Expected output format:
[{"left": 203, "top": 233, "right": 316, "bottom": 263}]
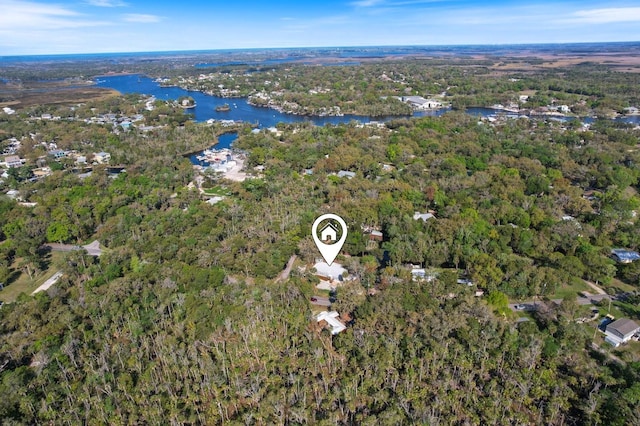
[{"left": 2, "top": 55, "right": 640, "bottom": 424}]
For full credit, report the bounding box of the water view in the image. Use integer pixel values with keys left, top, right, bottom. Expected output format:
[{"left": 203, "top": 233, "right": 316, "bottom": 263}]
[
  {"left": 95, "top": 74, "right": 448, "bottom": 128},
  {"left": 95, "top": 74, "right": 640, "bottom": 127}
]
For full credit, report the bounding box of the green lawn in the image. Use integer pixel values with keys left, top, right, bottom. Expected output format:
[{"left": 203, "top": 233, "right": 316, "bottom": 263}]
[
  {"left": 202, "top": 186, "right": 230, "bottom": 196},
  {"left": 0, "top": 252, "right": 65, "bottom": 303},
  {"left": 606, "top": 278, "right": 637, "bottom": 294},
  {"left": 547, "top": 277, "right": 590, "bottom": 300}
]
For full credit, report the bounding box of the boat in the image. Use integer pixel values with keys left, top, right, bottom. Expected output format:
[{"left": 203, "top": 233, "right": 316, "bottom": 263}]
[{"left": 215, "top": 103, "right": 231, "bottom": 112}]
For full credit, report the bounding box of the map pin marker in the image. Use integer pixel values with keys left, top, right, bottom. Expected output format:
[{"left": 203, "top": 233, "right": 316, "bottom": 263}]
[{"left": 312, "top": 214, "right": 348, "bottom": 266}]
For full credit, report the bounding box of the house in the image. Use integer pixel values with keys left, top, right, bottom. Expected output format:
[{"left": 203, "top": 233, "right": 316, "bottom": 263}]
[
  {"left": 316, "top": 311, "right": 346, "bottom": 335},
  {"left": 411, "top": 268, "right": 436, "bottom": 282},
  {"left": 320, "top": 223, "right": 339, "bottom": 242},
  {"left": 48, "top": 149, "right": 66, "bottom": 159},
  {"left": 611, "top": 249, "right": 640, "bottom": 264},
  {"left": 337, "top": 170, "right": 356, "bottom": 179},
  {"left": 206, "top": 196, "right": 224, "bottom": 205},
  {"left": 93, "top": 152, "right": 111, "bottom": 164},
  {"left": 401, "top": 96, "right": 442, "bottom": 109},
  {"left": 5, "top": 189, "right": 20, "bottom": 200},
  {"left": 313, "top": 261, "right": 348, "bottom": 283},
  {"left": 413, "top": 211, "right": 435, "bottom": 222},
  {"left": 605, "top": 318, "right": 640, "bottom": 347},
  {"left": 369, "top": 230, "right": 383, "bottom": 241},
  {"left": 4, "top": 155, "right": 23, "bottom": 168}
]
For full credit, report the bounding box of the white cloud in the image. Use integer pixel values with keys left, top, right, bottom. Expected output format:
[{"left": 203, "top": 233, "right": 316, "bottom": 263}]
[
  {"left": 123, "top": 13, "right": 162, "bottom": 23},
  {"left": 570, "top": 7, "right": 640, "bottom": 23},
  {"left": 85, "top": 0, "right": 127, "bottom": 7},
  {"left": 351, "top": 0, "right": 384, "bottom": 7},
  {"left": 0, "top": 0, "right": 108, "bottom": 30},
  {"left": 351, "top": 0, "right": 446, "bottom": 7}
]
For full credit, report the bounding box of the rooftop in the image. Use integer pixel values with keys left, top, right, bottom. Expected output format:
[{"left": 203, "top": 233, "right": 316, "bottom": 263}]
[
  {"left": 314, "top": 261, "right": 347, "bottom": 280},
  {"left": 611, "top": 249, "right": 640, "bottom": 263},
  {"left": 606, "top": 318, "right": 640, "bottom": 337},
  {"left": 316, "top": 311, "right": 346, "bottom": 335}
]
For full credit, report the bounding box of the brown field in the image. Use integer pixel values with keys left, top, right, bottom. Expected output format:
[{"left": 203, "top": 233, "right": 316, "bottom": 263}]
[
  {"left": 0, "top": 80, "right": 120, "bottom": 110},
  {"left": 488, "top": 51, "right": 640, "bottom": 73}
]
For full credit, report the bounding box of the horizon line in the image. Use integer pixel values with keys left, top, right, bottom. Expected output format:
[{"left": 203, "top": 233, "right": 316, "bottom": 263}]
[{"left": 2, "top": 40, "right": 640, "bottom": 60}]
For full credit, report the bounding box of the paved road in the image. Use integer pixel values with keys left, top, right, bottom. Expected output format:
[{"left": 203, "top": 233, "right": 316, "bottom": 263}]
[
  {"left": 45, "top": 240, "right": 102, "bottom": 256},
  {"left": 275, "top": 255, "right": 297, "bottom": 283},
  {"left": 310, "top": 296, "right": 331, "bottom": 307},
  {"left": 584, "top": 280, "right": 607, "bottom": 295},
  {"left": 510, "top": 293, "right": 619, "bottom": 312},
  {"left": 32, "top": 271, "right": 63, "bottom": 295}
]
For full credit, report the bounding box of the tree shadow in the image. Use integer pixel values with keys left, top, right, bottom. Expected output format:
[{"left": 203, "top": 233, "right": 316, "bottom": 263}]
[{"left": 2, "top": 269, "right": 22, "bottom": 287}]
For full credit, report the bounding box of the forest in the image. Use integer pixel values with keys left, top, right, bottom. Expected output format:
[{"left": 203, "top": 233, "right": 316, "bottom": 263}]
[{"left": 1, "top": 54, "right": 640, "bottom": 424}]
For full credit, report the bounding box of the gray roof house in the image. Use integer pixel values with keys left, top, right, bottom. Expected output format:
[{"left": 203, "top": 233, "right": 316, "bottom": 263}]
[
  {"left": 337, "top": 170, "right": 356, "bottom": 179},
  {"left": 605, "top": 318, "right": 640, "bottom": 347}
]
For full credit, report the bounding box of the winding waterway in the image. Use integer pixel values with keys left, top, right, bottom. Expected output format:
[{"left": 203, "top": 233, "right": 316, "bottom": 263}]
[
  {"left": 95, "top": 74, "right": 450, "bottom": 128},
  {"left": 96, "top": 74, "right": 640, "bottom": 130}
]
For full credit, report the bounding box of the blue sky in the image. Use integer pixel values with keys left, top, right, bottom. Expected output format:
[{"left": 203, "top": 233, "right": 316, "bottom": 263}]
[{"left": 1, "top": 0, "right": 640, "bottom": 55}]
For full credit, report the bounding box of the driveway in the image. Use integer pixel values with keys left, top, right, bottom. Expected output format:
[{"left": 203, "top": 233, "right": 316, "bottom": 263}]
[
  {"left": 32, "top": 271, "right": 63, "bottom": 294},
  {"left": 310, "top": 296, "right": 331, "bottom": 307},
  {"left": 45, "top": 240, "right": 102, "bottom": 256}
]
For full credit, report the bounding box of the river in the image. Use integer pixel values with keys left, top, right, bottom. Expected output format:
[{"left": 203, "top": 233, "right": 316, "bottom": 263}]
[
  {"left": 95, "top": 74, "right": 640, "bottom": 147},
  {"left": 95, "top": 74, "right": 451, "bottom": 128}
]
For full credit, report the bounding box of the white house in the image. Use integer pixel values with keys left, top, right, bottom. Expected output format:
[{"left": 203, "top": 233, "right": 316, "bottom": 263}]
[
  {"left": 4, "top": 155, "right": 23, "bottom": 168},
  {"left": 401, "top": 96, "right": 442, "bottom": 109},
  {"left": 337, "top": 170, "right": 356, "bottom": 179},
  {"left": 413, "top": 211, "right": 435, "bottom": 222},
  {"left": 316, "top": 311, "right": 347, "bottom": 335},
  {"left": 605, "top": 318, "right": 640, "bottom": 347},
  {"left": 93, "top": 152, "right": 111, "bottom": 164}
]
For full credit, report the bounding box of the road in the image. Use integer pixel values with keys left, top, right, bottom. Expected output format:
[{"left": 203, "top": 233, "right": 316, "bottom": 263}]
[
  {"left": 275, "top": 255, "right": 297, "bottom": 283},
  {"left": 32, "top": 271, "right": 63, "bottom": 294},
  {"left": 584, "top": 280, "right": 607, "bottom": 295},
  {"left": 509, "top": 294, "right": 618, "bottom": 312},
  {"left": 310, "top": 296, "right": 331, "bottom": 307},
  {"left": 45, "top": 240, "right": 102, "bottom": 256}
]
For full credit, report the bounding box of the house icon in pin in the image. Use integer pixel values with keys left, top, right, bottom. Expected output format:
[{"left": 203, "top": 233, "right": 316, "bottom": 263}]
[{"left": 320, "top": 222, "right": 339, "bottom": 242}]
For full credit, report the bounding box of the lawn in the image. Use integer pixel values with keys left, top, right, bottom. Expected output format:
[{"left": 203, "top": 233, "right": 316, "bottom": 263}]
[
  {"left": 0, "top": 252, "right": 65, "bottom": 303},
  {"left": 202, "top": 185, "right": 230, "bottom": 196},
  {"left": 547, "top": 277, "right": 590, "bottom": 300},
  {"left": 606, "top": 278, "right": 637, "bottom": 294}
]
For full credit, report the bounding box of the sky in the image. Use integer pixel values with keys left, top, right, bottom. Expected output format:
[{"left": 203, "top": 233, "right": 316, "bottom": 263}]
[{"left": 1, "top": 0, "right": 640, "bottom": 55}]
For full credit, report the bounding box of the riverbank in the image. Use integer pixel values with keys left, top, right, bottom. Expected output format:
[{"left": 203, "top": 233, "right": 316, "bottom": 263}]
[{"left": 94, "top": 75, "right": 640, "bottom": 127}]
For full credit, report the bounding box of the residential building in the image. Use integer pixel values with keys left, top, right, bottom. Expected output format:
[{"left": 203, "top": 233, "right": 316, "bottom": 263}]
[
  {"left": 605, "top": 318, "right": 640, "bottom": 347},
  {"left": 413, "top": 211, "right": 435, "bottom": 222},
  {"left": 4, "top": 155, "right": 23, "bottom": 168},
  {"left": 337, "top": 170, "right": 356, "bottom": 179},
  {"left": 93, "top": 152, "right": 111, "bottom": 164},
  {"left": 316, "top": 311, "right": 346, "bottom": 335},
  {"left": 48, "top": 149, "right": 66, "bottom": 159},
  {"left": 611, "top": 249, "right": 640, "bottom": 264},
  {"left": 369, "top": 230, "right": 383, "bottom": 241}
]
